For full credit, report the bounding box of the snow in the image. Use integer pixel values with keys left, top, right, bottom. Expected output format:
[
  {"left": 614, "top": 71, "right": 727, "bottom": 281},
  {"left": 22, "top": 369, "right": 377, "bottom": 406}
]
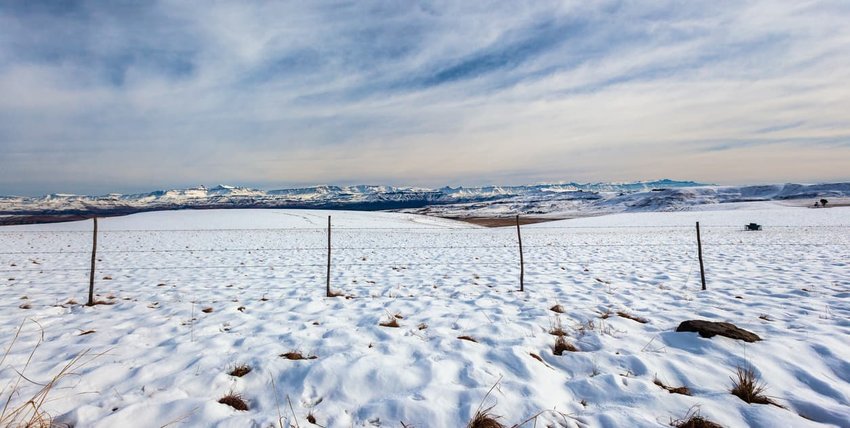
[{"left": 1, "top": 207, "right": 848, "bottom": 427}]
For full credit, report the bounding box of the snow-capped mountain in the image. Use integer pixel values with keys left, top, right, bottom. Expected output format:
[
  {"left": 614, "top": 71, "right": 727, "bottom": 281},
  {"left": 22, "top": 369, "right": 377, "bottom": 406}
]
[{"left": 1, "top": 180, "right": 848, "bottom": 224}]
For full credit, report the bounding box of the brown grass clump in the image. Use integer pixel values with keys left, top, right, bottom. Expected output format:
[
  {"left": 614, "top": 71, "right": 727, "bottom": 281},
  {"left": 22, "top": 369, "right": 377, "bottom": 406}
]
[
  {"left": 280, "top": 351, "right": 318, "bottom": 361},
  {"left": 654, "top": 377, "right": 692, "bottom": 396},
  {"left": 617, "top": 311, "right": 648, "bottom": 324},
  {"left": 671, "top": 407, "right": 723, "bottom": 428},
  {"left": 549, "top": 316, "right": 568, "bottom": 337},
  {"left": 78, "top": 330, "right": 96, "bottom": 336},
  {"left": 218, "top": 392, "right": 249, "bottom": 411},
  {"left": 466, "top": 406, "right": 505, "bottom": 428},
  {"left": 458, "top": 336, "right": 478, "bottom": 343},
  {"left": 228, "top": 364, "right": 251, "bottom": 377},
  {"left": 379, "top": 314, "right": 400, "bottom": 328},
  {"left": 552, "top": 335, "right": 578, "bottom": 355},
  {"left": 306, "top": 411, "right": 317, "bottom": 424},
  {"left": 730, "top": 366, "right": 774, "bottom": 405},
  {"left": 1, "top": 321, "right": 103, "bottom": 428},
  {"left": 201, "top": 307, "right": 213, "bottom": 313},
  {"left": 18, "top": 303, "right": 31, "bottom": 310},
  {"left": 550, "top": 304, "right": 565, "bottom": 314}
]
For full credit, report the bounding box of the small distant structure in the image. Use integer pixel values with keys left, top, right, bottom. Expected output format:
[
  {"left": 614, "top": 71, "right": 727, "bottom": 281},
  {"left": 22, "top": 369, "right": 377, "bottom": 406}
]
[{"left": 744, "top": 223, "right": 762, "bottom": 231}]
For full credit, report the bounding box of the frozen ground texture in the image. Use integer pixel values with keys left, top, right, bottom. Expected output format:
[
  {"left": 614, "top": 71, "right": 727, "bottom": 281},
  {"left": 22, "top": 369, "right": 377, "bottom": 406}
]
[{"left": 1, "top": 207, "right": 848, "bottom": 427}]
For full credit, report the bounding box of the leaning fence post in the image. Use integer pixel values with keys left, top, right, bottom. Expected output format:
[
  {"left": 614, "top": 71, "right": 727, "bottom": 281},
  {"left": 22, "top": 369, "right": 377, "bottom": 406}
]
[
  {"left": 87, "top": 217, "right": 98, "bottom": 306},
  {"left": 696, "top": 221, "right": 706, "bottom": 291},
  {"left": 516, "top": 215, "right": 524, "bottom": 292},
  {"left": 326, "top": 215, "right": 332, "bottom": 297}
]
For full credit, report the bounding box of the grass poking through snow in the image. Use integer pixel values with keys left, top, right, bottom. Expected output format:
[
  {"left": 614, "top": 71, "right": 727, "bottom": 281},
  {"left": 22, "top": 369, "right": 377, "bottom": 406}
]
[
  {"left": 280, "top": 351, "right": 318, "bottom": 361},
  {"left": 670, "top": 406, "right": 723, "bottom": 428},
  {"left": 654, "top": 376, "right": 692, "bottom": 396},
  {"left": 228, "top": 364, "right": 251, "bottom": 377},
  {"left": 466, "top": 406, "right": 504, "bottom": 428},
  {"left": 730, "top": 366, "right": 776, "bottom": 405},
  {"left": 552, "top": 335, "right": 578, "bottom": 355},
  {"left": 218, "top": 392, "right": 249, "bottom": 411}
]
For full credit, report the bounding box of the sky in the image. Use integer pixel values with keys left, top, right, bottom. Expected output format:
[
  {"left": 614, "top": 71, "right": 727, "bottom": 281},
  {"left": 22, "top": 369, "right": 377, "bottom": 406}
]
[{"left": 1, "top": 1, "right": 850, "bottom": 196}]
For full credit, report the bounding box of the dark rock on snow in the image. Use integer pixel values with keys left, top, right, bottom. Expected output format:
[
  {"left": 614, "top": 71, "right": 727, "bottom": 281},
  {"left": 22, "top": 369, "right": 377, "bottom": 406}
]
[{"left": 676, "top": 320, "right": 761, "bottom": 342}]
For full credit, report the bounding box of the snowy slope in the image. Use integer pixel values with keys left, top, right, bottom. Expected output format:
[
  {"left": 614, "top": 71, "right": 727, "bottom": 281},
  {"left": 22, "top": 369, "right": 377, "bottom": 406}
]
[{"left": 1, "top": 207, "right": 848, "bottom": 427}]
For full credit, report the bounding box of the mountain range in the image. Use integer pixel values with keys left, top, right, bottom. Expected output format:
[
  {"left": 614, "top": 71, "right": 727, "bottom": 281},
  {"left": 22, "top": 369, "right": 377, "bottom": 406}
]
[{"left": 1, "top": 180, "right": 848, "bottom": 225}]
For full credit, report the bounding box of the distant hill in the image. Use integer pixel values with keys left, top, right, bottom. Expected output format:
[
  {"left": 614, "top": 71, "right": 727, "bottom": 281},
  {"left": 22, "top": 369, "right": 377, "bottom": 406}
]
[{"left": 2, "top": 180, "right": 848, "bottom": 224}]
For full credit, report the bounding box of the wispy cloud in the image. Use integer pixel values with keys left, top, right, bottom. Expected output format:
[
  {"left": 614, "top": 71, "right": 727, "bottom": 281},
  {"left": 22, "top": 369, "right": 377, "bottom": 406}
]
[{"left": 1, "top": 1, "right": 849, "bottom": 195}]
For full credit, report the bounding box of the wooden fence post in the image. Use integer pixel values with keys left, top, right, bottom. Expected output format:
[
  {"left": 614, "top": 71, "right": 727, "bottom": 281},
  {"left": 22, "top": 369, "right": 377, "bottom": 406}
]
[
  {"left": 696, "top": 221, "right": 706, "bottom": 291},
  {"left": 326, "top": 215, "right": 332, "bottom": 297},
  {"left": 516, "top": 215, "right": 524, "bottom": 292},
  {"left": 87, "top": 217, "right": 98, "bottom": 306}
]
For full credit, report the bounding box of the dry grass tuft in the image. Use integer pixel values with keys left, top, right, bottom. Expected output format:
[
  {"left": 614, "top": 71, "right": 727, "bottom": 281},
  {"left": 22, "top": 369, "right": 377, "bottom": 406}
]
[
  {"left": 670, "top": 407, "right": 723, "bottom": 428},
  {"left": 549, "top": 316, "right": 568, "bottom": 337},
  {"left": 379, "top": 313, "right": 400, "bottom": 328},
  {"left": 617, "top": 311, "right": 648, "bottom": 324},
  {"left": 18, "top": 303, "right": 31, "bottom": 310},
  {"left": 280, "top": 351, "right": 318, "bottom": 361},
  {"left": 1, "top": 320, "right": 104, "bottom": 428},
  {"left": 218, "top": 392, "right": 249, "bottom": 411},
  {"left": 326, "top": 290, "right": 344, "bottom": 298},
  {"left": 228, "top": 364, "right": 252, "bottom": 377},
  {"left": 306, "top": 411, "right": 317, "bottom": 424},
  {"left": 552, "top": 335, "right": 578, "bottom": 355},
  {"left": 654, "top": 377, "right": 692, "bottom": 396},
  {"left": 201, "top": 307, "right": 214, "bottom": 313},
  {"left": 730, "top": 366, "right": 774, "bottom": 405},
  {"left": 458, "top": 335, "right": 478, "bottom": 343},
  {"left": 550, "top": 304, "right": 565, "bottom": 314},
  {"left": 417, "top": 323, "right": 428, "bottom": 330},
  {"left": 78, "top": 330, "right": 96, "bottom": 336},
  {"left": 466, "top": 406, "right": 504, "bottom": 428}
]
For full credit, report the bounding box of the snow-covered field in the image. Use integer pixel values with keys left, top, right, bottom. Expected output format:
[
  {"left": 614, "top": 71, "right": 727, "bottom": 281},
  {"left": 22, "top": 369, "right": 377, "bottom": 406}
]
[{"left": 1, "top": 207, "right": 848, "bottom": 427}]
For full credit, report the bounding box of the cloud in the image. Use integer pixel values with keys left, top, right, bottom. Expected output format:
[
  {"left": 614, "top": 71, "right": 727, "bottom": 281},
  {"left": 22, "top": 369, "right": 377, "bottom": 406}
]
[{"left": 0, "top": 0, "right": 849, "bottom": 195}]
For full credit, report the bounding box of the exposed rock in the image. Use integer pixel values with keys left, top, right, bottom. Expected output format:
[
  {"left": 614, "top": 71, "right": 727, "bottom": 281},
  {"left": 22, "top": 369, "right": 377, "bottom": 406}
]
[{"left": 676, "top": 320, "right": 761, "bottom": 342}]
